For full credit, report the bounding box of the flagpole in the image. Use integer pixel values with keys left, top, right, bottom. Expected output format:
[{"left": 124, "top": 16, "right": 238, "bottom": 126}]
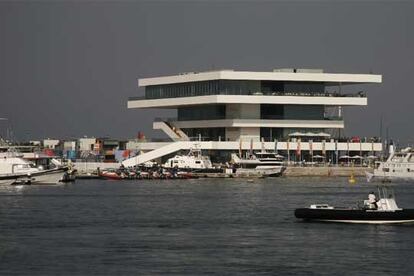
[{"left": 287, "top": 140, "right": 290, "bottom": 165}]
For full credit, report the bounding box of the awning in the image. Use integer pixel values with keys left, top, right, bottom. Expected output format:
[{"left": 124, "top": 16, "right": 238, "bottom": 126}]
[
  {"left": 289, "top": 132, "right": 331, "bottom": 137},
  {"left": 351, "top": 155, "right": 363, "bottom": 159}
]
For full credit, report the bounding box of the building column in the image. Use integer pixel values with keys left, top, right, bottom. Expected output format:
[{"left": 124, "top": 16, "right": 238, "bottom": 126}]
[{"left": 225, "top": 104, "right": 260, "bottom": 141}]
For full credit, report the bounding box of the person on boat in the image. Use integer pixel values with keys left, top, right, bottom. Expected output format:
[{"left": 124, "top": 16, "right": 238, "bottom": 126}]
[{"left": 367, "top": 192, "right": 378, "bottom": 209}]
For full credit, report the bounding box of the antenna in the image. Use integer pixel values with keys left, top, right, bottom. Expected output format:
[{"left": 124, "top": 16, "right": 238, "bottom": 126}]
[
  {"left": 0, "top": 117, "right": 8, "bottom": 139},
  {"left": 379, "top": 114, "right": 383, "bottom": 141}
]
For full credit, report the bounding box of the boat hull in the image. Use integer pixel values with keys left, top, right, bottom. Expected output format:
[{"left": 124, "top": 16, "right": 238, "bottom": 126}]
[
  {"left": 100, "top": 171, "right": 123, "bottom": 180},
  {"left": 14, "top": 169, "right": 66, "bottom": 185},
  {"left": 180, "top": 168, "right": 223, "bottom": 174},
  {"left": 1, "top": 168, "right": 66, "bottom": 185},
  {"left": 236, "top": 166, "right": 284, "bottom": 177},
  {"left": 0, "top": 179, "right": 15, "bottom": 186},
  {"left": 368, "top": 172, "right": 414, "bottom": 183},
  {"left": 295, "top": 208, "right": 414, "bottom": 224}
]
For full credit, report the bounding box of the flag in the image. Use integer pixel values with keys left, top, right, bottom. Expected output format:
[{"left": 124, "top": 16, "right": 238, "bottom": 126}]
[
  {"left": 296, "top": 138, "right": 301, "bottom": 156},
  {"left": 309, "top": 140, "right": 313, "bottom": 157},
  {"left": 274, "top": 139, "right": 278, "bottom": 154},
  {"left": 250, "top": 139, "right": 253, "bottom": 156},
  {"left": 322, "top": 140, "right": 326, "bottom": 156},
  {"left": 239, "top": 138, "right": 242, "bottom": 157},
  {"left": 287, "top": 140, "right": 290, "bottom": 163},
  {"left": 261, "top": 137, "right": 265, "bottom": 153}
]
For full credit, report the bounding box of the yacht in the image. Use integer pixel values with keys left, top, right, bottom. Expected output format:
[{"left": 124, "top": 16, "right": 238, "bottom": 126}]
[
  {"left": 231, "top": 151, "right": 286, "bottom": 177},
  {"left": 295, "top": 187, "right": 414, "bottom": 224},
  {"left": 163, "top": 147, "right": 221, "bottom": 172},
  {"left": 0, "top": 151, "right": 67, "bottom": 185},
  {"left": 366, "top": 147, "right": 414, "bottom": 182}
]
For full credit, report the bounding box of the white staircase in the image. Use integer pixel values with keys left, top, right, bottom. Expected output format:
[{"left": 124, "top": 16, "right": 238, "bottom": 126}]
[
  {"left": 122, "top": 141, "right": 190, "bottom": 167},
  {"left": 153, "top": 121, "right": 189, "bottom": 141}
]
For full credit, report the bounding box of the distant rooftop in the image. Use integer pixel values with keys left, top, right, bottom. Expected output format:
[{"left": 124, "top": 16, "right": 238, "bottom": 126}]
[{"left": 138, "top": 69, "right": 382, "bottom": 87}]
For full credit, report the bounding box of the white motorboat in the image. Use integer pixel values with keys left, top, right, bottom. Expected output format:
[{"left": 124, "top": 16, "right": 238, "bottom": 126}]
[
  {"left": 366, "top": 147, "right": 414, "bottom": 182},
  {"left": 0, "top": 151, "right": 66, "bottom": 185},
  {"left": 231, "top": 151, "right": 286, "bottom": 177},
  {"left": 163, "top": 147, "right": 221, "bottom": 172}
]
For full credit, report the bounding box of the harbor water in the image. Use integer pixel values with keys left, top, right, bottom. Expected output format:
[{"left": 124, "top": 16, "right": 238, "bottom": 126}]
[{"left": 1, "top": 178, "right": 414, "bottom": 275}]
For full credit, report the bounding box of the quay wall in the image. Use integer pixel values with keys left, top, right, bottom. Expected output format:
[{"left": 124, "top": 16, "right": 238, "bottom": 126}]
[
  {"left": 284, "top": 166, "right": 372, "bottom": 177},
  {"left": 73, "top": 162, "right": 121, "bottom": 173}
]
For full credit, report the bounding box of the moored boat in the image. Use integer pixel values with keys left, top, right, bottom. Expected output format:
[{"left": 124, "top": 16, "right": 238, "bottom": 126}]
[
  {"left": 163, "top": 147, "right": 222, "bottom": 173},
  {"left": 295, "top": 187, "right": 414, "bottom": 224},
  {"left": 0, "top": 150, "right": 67, "bottom": 185},
  {"left": 100, "top": 170, "right": 124, "bottom": 180},
  {"left": 231, "top": 151, "right": 285, "bottom": 177},
  {"left": 367, "top": 147, "right": 414, "bottom": 182}
]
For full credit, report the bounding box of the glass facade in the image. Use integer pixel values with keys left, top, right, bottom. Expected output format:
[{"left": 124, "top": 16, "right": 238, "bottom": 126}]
[
  {"left": 260, "top": 127, "right": 326, "bottom": 141},
  {"left": 260, "top": 104, "right": 324, "bottom": 120},
  {"left": 261, "top": 104, "right": 284, "bottom": 119},
  {"left": 182, "top": 128, "right": 226, "bottom": 141},
  {"left": 283, "top": 105, "right": 324, "bottom": 120},
  {"left": 145, "top": 80, "right": 261, "bottom": 99},
  {"left": 145, "top": 80, "right": 327, "bottom": 99},
  {"left": 260, "top": 128, "right": 284, "bottom": 141},
  {"left": 283, "top": 82, "right": 325, "bottom": 93},
  {"left": 177, "top": 105, "right": 226, "bottom": 121}
]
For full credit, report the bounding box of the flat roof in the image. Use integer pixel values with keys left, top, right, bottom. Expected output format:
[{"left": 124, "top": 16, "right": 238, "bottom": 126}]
[{"left": 138, "top": 70, "right": 382, "bottom": 87}]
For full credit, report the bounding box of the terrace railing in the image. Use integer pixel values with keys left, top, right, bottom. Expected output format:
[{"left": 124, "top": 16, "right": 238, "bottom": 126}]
[{"left": 128, "top": 91, "right": 366, "bottom": 101}]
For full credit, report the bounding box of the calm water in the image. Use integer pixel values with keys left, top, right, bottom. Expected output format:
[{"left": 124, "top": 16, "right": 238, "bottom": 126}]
[{"left": 1, "top": 177, "right": 414, "bottom": 275}]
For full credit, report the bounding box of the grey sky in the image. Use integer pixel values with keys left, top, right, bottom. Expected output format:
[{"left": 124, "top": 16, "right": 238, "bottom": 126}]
[{"left": 0, "top": 1, "right": 413, "bottom": 144}]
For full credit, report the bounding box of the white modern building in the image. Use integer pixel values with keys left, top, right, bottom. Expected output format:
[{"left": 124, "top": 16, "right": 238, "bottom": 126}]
[
  {"left": 79, "top": 137, "right": 97, "bottom": 151},
  {"left": 123, "top": 69, "right": 382, "bottom": 166},
  {"left": 43, "top": 139, "right": 60, "bottom": 149}
]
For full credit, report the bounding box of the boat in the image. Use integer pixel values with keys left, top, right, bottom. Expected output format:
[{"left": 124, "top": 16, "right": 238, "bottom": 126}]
[
  {"left": 366, "top": 147, "right": 414, "bottom": 182},
  {"left": 99, "top": 168, "right": 139, "bottom": 180},
  {"left": 0, "top": 150, "right": 67, "bottom": 185},
  {"left": 100, "top": 169, "right": 124, "bottom": 180},
  {"left": 230, "top": 151, "right": 285, "bottom": 177},
  {"left": 295, "top": 187, "right": 414, "bottom": 224},
  {"left": 163, "top": 147, "right": 222, "bottom": 173}
]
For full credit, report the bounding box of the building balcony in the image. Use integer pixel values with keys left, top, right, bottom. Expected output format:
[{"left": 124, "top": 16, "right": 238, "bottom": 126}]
[
  {"left": 156, "top": 118, "right": 344, "bottom": 129},
  {"left": 128, "top": 93, "right": 367, "bottom": 109},
  {"left": 129, "top": 91, "right": 365, "bottom": 101}
]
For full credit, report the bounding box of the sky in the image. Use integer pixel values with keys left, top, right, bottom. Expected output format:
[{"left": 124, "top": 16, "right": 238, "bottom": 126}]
[{"left": 0, "top": 1, "right": 413, "bottom": 144}]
